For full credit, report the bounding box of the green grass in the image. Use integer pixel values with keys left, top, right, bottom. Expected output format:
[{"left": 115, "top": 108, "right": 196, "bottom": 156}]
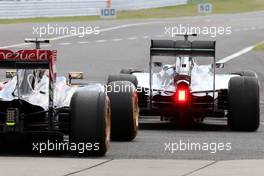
[
  {"left": 118, "top": 0, "right": 264, "bottom": 19},
  {"left": 1, "top": 0, "right": 264, "bottom": 24},
  {"left": 254, "top": 43, "right": 264, "bottom": 51},
  {"left": 0, "top": 16, "right": 100, "bottom": 24}
]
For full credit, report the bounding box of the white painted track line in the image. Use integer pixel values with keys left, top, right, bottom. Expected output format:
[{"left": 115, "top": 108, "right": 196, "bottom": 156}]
[
  {"left": 95, "top": 40, "right": 106, "bottom": 43},
  {"left": 217, "top": 46, "right": 255, "bottom": 63},
  {"left": 1, "top": 43, "right": 31, "bottom": 48},
  {"left": 127, "top": 37, "right": 137, "bottom": 40},
  {"left": 112, "top": 38, "right": 122, "bottom": 42},
  {"left": 0, "top": 21, "right": 162, "bottom": 48},
  {"left": 78, "top": 41, "right": 89, "bottom": 44},
  {"left": 41, "top": 44, "right": 51, "bottom": 47},
  {"left": 58, "top": 42, "right": 71, "bottom": 46},
  {"left": 217, "top": 41, "right": 264, "bottom": 63}
]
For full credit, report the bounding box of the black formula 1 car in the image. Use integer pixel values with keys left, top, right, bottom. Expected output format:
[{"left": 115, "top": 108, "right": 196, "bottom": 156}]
[
  {"left": 108, "top": 34, "right": 259, "bottom": 131},
  {"left": 0, "top": 39, "right": 138, "bottom": 156}
]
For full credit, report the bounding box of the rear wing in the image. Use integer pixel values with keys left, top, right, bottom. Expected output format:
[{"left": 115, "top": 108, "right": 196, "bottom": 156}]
[
  {"left": 0, "top": 38, "right": 54, "bottom": 69},
  {"left": 150, "top": 40, "right": 215, "bottom": 57},
  {"left": 0, "top": 49, "right": 57, "bottom": 80}
]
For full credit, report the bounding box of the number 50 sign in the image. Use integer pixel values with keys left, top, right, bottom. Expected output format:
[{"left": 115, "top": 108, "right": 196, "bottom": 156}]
[{"left": 198, "top": 3, "right": 212, "bottom": 13}]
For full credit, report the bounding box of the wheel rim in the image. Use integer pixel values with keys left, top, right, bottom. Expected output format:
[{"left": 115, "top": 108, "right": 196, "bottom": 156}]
[
  {"left": 132, "top": 92, "right": 139, "bottom": 132},
  {"left": 104, "top": 98, "right": 111, "bottom": 151}
]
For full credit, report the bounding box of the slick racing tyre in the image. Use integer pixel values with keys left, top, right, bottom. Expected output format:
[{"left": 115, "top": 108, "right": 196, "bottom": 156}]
[
  {"left": 70, "top": 90, "right": 111, "bottom": 156},
  {"left": 107, "top": 81, "right": 139, "bottom": 141},
  {"left": 228, "top": 76, "right": 259, "bottom": 131},
  {"left": 107, "top": 74, "right": 138, "bottom": 88},
  {"left": 232, "top": 70, "right": 257, "bottom": 78}
]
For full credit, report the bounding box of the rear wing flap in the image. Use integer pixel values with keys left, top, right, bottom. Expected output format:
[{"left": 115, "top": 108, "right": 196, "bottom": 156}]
[
  {"left": 150, "top": 40, "right": 215, "bottom": 57},
  {"left": 0, "top": 49, "right": 57, "bottom": 69}
]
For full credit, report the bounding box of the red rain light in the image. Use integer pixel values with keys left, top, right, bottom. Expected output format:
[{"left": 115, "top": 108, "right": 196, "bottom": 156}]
[
  {"left": 178, "top": 90, "right": 186, "bottom": 101},
  {"left": 175, "top": 83, "right": 190, "bottom": 103}
]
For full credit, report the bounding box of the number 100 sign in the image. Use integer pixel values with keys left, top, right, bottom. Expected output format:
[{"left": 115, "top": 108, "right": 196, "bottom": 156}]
[{"left": 100, "top": 8, "right": 117, "bottom": 19}]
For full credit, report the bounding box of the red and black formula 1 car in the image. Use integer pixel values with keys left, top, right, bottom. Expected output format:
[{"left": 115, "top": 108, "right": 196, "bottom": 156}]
[
  {"left": 108, "top": 34, "right": 259, "bottom": 131},
  {"left": 0, "top": 39, "right": 138, "bottom": 156}
]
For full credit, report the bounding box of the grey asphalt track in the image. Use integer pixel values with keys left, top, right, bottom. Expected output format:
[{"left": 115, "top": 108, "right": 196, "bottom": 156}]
[{"left": 0, "top": 11, "right": 264, "bottom": 174}]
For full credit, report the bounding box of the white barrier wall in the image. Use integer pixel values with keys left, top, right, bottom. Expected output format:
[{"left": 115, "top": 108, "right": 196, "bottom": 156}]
[{"left": 0, "top": 0, "right": 187, "bottom": 19}]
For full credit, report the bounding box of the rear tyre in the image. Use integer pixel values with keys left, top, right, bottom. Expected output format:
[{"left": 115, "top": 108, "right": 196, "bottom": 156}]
[
  {"left": 120, "top": 68, "right": 142, "bottom": 75},
  {"left": 228, "top": 76, "right": 259, "bottom": 131},
  {"left": 107, "top": 74, "right": 138, "bottom": 87},
  {"left": 232, "top": 70, "right": 257, "bottom": 78},
  {"left": 70, "top": 90, "right": 111, "bottom": 156},
  {"left": 120, "top": 68, "right": 133, "bottom": 74},
  {"left": 107, "top": 81, "right": 139, "bottom": 141}
]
